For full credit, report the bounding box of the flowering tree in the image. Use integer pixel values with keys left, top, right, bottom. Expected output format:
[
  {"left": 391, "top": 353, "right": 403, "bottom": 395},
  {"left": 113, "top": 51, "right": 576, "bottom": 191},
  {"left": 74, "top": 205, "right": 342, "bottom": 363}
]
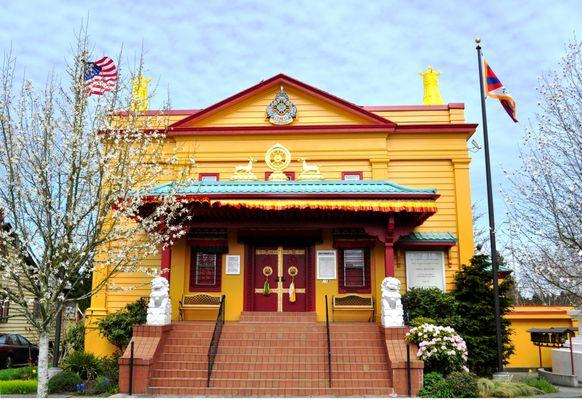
[
  {"left": 406, "top": 323, "right": 468, "bottom": 375},
  {"left": 505, "top": 38, "right": 582, "bottom": 303},
  {"left": 0, "top": 33, "right": 190, "bottom": 396}
]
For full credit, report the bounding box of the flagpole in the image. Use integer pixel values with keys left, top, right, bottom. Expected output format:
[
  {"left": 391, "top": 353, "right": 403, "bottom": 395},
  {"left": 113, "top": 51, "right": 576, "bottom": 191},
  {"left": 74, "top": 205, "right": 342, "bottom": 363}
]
[{"left": 475, "top": 37, "right": 504, "bottom": 373}]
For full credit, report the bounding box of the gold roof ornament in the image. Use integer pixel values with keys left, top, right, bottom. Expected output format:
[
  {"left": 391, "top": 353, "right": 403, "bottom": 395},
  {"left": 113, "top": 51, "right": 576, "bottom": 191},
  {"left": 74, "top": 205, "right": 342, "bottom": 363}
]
[
  {"left": 231, "top": 157, "right": 258, "bottom": 181},
  {"left": 266, "top": 87, "right": 297, "bottom": 125},
  {"left": 130, "top": 73, "right": 151, "bottom": 111},
  {"left": 419, "top": 66, "right": 444, "bottom": 105},
  {"left": 265, "top": 143, "right": 292, "bottom": 181},
  {"left": 297, "top": 158, "right": 324, "bottom": 181}
]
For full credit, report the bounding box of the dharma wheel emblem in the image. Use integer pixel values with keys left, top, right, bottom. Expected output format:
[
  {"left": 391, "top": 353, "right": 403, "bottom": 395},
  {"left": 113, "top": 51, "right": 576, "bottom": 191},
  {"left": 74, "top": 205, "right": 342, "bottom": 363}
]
[
  {"left": 265, "top": 143, "right": 291, "bottom": 181},
  {"left": 266, "top": 86, "right": 297, "bottom": 125}
]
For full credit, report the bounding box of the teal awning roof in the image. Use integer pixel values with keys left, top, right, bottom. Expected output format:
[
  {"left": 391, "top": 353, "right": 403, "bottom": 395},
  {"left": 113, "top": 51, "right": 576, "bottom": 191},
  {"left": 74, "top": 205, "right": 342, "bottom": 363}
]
[
  {"left": 398, "top": 232, "right": 457, "bottom": 243},
  {"left": 148, "top": 180, "right": 437, "bottom": 197}
]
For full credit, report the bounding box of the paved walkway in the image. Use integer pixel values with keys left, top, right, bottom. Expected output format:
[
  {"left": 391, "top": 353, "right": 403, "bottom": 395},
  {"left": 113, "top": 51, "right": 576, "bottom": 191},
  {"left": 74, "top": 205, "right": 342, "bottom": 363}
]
[{"left": 535, "top": 385, "right": 582, "bottom": 398}]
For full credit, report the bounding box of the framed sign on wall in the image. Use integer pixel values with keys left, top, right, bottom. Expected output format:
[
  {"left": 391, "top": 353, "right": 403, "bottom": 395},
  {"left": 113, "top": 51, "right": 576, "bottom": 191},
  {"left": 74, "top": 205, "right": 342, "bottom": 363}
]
[
  {"left": 405, "top": 251, "right": 446, "bottom": 291},
  {"left": 225, "top": 255, "right": 241, "bottom": 275},
  {"left": 316, "top": 250, "right": 337, "bottom": 280}
]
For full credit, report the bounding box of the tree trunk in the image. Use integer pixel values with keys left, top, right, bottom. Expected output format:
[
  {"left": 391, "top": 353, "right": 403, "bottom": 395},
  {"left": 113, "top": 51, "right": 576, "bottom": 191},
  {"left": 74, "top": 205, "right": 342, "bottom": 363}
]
[{"left": 36, "top": 332, "right": 50, "bottom": 398}]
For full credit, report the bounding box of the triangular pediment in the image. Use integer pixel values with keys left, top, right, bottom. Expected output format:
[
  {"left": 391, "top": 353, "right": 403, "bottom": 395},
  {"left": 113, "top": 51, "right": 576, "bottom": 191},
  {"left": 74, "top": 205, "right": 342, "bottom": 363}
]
[{"left": 171, "top": 74, "right": 395, "bottom": 129}]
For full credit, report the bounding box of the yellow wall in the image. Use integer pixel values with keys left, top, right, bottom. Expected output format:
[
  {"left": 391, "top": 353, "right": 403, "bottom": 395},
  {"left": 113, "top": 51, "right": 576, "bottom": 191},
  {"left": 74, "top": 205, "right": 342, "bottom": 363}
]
[
  {"left": 506, "top": 306, "right": 577, "bottom": 369},
  {"left": 85, "top": 80, "right": 477, "bottom": 354}
]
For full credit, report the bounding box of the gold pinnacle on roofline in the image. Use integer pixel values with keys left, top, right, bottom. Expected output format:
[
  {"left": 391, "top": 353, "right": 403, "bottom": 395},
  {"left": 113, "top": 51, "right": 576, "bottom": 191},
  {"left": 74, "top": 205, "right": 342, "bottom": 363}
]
[
  {"left": 420, "top": 66, "right": 444, "bottom": 105},
  {"left": 130, "top": 73, "right": 151, "bottom": 111}
]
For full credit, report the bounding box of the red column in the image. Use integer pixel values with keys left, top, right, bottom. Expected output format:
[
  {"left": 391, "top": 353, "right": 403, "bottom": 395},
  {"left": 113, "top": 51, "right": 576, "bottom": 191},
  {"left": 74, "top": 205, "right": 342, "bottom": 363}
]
[
  {"left": 384, "top": 216, "right": 395, "bottom": 277},
  {"left": 384, "top": 242, "right": 395, "bottom": 277},
  {"left": 160, "top": 245, "right": 172, "bottom": 281}
]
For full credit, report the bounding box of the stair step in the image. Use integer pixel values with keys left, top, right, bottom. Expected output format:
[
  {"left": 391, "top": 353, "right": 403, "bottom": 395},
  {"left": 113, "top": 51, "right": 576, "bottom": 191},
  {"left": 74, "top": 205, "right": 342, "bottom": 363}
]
[
  {"left": 150, "top": 387, "right": 395, "bottom": 396},
  {"left": 149, "top": 376, "right": 392, "bottom": 388}
]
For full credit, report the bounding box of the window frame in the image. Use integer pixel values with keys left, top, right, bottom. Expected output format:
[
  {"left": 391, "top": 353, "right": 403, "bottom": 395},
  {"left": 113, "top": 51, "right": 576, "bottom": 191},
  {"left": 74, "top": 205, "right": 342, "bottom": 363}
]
[
  {"left": 337, "top": 248, "right": 371, "bottom": 293},
  {"left": 341, "top": 171, "right": 363, "bottom": 181},
  {"left": 199, "top": 173, "right": 220, "bottom": 182},
  {"left": 189, "top": 249, "right": 222, "bottom": 292},
  {"left": 0, "top": 296, "right": 9, "bottom": 323}
]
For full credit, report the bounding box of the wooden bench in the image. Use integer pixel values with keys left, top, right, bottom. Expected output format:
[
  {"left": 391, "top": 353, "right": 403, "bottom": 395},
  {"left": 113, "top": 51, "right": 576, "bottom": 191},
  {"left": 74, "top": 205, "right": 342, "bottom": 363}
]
[
  {"left": 179, "top": 294, "right": 222, "bottom": 321},
  {"left": 332, "top": 294, "right": 374, "bottom": 322}
]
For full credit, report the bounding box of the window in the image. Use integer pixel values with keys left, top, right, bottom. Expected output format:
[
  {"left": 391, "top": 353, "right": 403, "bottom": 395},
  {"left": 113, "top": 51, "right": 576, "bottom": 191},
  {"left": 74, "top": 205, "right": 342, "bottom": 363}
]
[
  {"left": 189, "top": 250, "right": 222, "bottom": 291},
  {"left": 199, "top": 173, "right": 219, "bottom": 182},
  {"left": 17, "top": 335, "right": 30, "bottom": 345},
  {"left": 0, "top": 335, "right": 5, "bottom": 344},
  {"left": 338, "top": 248, "right": 370, "bottom": 293},
  {"left": 0, "top": 296, "right": 9, "bottom": 323},
  {"left": 265, "top": 171, "right": 295, "bottom": 181},
  {"left": 341, "top": 172, "right": 363, "bottom": 181}
]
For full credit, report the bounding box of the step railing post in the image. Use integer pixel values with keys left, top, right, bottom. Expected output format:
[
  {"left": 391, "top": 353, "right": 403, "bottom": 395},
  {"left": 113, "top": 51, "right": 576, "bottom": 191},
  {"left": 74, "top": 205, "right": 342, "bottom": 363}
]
[{"left": 325, "top": 295, "right": 332, "bottom": 388}]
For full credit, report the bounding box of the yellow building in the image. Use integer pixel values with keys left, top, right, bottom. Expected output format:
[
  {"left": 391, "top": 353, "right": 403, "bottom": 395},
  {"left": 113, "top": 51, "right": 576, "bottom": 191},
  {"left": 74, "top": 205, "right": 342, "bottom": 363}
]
[
  {"left": 86, "top": 73, "right": 478, "bottom": 395},
  {"left": 506, "top": 306, "right": 577, "bottom": 370}
]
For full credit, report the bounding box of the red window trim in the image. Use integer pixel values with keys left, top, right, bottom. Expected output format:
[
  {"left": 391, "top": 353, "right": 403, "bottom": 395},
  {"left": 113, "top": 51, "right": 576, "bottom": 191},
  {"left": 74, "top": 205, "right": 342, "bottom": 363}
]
[
  {"left": 189, "top": 248, "right": 222, "bottom": 292},
  {"left": 265, "top": 171, "right": 295, "bottom": 181},
  {"left": 341, "top": 171, "right": 363, "bottom": 180},
  {"left": 199, "top": 173, "right": 220, "bottom": 181},
  {"left": 337, "top": 248, "right": 371, "bottom": 294}
]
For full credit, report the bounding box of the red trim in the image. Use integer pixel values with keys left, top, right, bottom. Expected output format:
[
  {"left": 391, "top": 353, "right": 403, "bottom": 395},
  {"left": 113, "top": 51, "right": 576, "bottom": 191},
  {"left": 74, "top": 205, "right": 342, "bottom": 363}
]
[
  {"left": 114, "top": 109, "right": 201, "bottom": 116},
  {"left": 169, "top": 74, "right": 395, "bottom": 128},
  {"left": 199, "top": 173, "right": 220, "bottom": 181},
  {"left": 363, "top": 103, "right": 465, "bottom": 111},
  {"left": 265, "top": 171, "right": 295, "bottom": 181},
  {"left": 160, "top": 246, "right": 172, "bottom": 281},
  {"left": 394, "top": 123, "right": 478, "bottom": 134},
  {"left": 506, "top": 310, "right": 570, "bottom": 316},
  {"left": 168, "top": 123, "right": 395, "bottom": 136},
  {"left": 341, "top": 171, "right": 363, "bottom": 180}
]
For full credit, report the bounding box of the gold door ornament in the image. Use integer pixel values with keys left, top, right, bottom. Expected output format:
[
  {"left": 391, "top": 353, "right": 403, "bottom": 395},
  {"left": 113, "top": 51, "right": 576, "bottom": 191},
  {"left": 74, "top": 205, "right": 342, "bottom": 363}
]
[
  {"left": 231, "top": 157, "right": 258, "bottom": 181},
  {"left": 262, "top": 266, "right": 273, "bottom": 296},
  {"left": 288, "top": 266, "right": 298, "bottom": 303},
  {"left": 265, "top": 143, "right": 291, "bottom": 181}
]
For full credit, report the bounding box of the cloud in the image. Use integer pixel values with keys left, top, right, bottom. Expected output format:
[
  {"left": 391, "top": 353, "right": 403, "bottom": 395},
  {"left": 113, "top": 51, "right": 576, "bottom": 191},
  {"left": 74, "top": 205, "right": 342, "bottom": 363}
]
[{"left": 1, "top": 0, "right": 581, "bottom": 241}]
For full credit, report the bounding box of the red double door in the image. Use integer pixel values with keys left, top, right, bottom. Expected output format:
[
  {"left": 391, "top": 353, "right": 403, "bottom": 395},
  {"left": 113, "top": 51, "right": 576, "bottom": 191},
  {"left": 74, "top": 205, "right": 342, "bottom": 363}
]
[{"left": 252, "top": 246, "right": 309, "bottom": 312}]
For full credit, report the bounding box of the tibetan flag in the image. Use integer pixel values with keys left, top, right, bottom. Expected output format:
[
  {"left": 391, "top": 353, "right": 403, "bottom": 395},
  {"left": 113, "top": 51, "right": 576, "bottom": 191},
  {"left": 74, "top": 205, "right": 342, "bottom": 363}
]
[
  {"left": 484, "top": 60, "right": 518, "bottom": 122},
  {"left": 83, "top": 56, "right": 118, "bottom": 95}
]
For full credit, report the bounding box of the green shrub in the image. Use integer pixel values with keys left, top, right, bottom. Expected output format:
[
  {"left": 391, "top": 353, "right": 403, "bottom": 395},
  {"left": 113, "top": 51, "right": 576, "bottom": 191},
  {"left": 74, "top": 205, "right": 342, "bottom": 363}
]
[
  {"left": 63, "top": 320, "right": 85, "bottom": 353},
  {"left": 48, "top": 370, "right": 81, "bottom": 394},
  {"left": 0, "top": 366, "right": 37, "bottom": 381},
  {"left": 523, "top": 377, "right": 558, "bottom": 393},
  {"left": 64, "top": 350, "right": 102, "bottom": 381},
  {"left": 0, "top": 379, "right": 38, "bottom": 394},
  {"left": 477, "top": 378, "right": 534, "bottom": 397},
  {"left": 418, "top": 372, "right": 445, "bottom": 397},
  {"left": 409, "top": 316, "right": 436, "bottom": 327},
  {"left": 98, "top": 298, "right": 147, "bottom": 350},
  {"left": 446, "top": 371, "right": 479, "bottom": 397},
  {"left": 428, "top": 380, "right": 456, "bottom": 398},
  {"left": 86, "top": 375, "right": 117, "bottom": 396},
  {"left": 402, "top": 287, "right": 460, "bottom": 327},
  {"left": 99, "top": 353, "right": 120, "bottom": 382}
]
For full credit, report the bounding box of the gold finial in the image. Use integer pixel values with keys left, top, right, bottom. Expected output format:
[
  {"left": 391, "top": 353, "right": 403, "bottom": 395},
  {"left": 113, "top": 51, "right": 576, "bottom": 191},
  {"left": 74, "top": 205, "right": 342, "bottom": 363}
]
[
  {"left": 419, "top": 66, "right": 444, "bottom": 105},
  {"left": 475, "top": 37, "right": 481, "bottom": 43},
  {"left": 130, "top": 73, "right": 151, "bottom": 111}
]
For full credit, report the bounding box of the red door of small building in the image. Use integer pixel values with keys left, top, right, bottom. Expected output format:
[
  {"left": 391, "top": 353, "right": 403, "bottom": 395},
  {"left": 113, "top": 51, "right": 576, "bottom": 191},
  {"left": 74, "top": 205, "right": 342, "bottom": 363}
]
[{"left": 252, "top": 246, "right": 308, "bottom": 312}]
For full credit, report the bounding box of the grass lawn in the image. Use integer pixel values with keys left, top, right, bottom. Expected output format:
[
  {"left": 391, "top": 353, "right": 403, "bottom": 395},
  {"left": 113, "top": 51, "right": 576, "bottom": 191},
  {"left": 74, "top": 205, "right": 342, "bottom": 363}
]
[{"left": 0, "top": 379, "right": 38, "bottom": 395}]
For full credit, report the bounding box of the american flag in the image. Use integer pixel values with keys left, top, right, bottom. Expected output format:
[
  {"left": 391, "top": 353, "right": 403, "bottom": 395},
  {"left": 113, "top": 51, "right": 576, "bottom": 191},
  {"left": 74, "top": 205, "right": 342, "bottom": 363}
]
[{"left": 83, "top": 56, "right": 118, "bottom": 95}]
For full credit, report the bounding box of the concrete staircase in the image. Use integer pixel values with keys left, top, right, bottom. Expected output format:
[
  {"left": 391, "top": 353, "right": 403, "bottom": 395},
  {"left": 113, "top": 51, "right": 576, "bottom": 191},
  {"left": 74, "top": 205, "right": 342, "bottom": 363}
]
[{"left": 148, "top": 312, "right": 394, "bottom": 396}]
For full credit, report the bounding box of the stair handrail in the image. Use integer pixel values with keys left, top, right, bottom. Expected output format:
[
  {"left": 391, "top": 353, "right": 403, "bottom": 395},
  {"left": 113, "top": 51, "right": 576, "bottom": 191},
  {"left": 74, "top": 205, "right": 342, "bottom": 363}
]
[
  {"left": 207, "top": 294, "right": 225, "bottom": 387},
  {"left": 325, "top": 294, "right": 332, "bottom": 388}
]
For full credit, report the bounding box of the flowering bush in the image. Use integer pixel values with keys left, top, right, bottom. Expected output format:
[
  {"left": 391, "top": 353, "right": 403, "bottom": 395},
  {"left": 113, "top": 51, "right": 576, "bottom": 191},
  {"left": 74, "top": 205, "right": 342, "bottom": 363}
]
[{"left": 406, "top": 323, "right": 468, "bottom": 375}]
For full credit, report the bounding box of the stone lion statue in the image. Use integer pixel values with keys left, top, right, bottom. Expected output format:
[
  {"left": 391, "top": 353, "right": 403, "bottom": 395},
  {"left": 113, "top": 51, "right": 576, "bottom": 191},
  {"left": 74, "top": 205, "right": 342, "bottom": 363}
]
[
  {"left": 381, "top": 277, "right": 404, "bottom": 327},
  {"left": 146, "top": 276, "right": 171, "bottom": 326}
]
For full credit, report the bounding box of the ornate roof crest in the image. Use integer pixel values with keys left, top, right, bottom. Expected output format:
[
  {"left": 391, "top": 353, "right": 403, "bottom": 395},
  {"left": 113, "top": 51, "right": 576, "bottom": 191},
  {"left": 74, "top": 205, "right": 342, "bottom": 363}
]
[{"left": 266, "top": 86, "right": 297, "bottom": 125}]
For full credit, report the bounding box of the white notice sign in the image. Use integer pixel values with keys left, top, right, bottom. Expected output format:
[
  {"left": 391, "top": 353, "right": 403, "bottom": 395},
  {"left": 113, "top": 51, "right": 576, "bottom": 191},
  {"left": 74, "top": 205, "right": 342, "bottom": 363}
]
[
  {"left": 405, "top": 251, "right": 445, "bottom": 291},
  {"left": 225, "top": 255, "right": 241, "bottom": 275},
  {"left": 317, "top": 250, "right": 337, "bottom": 280}
]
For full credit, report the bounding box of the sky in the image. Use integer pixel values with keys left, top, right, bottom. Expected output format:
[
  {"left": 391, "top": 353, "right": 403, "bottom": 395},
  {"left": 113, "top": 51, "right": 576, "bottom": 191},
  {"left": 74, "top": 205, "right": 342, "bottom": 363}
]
[{"left": 1, "top": 0, "right": 580, "bottom": 246}]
